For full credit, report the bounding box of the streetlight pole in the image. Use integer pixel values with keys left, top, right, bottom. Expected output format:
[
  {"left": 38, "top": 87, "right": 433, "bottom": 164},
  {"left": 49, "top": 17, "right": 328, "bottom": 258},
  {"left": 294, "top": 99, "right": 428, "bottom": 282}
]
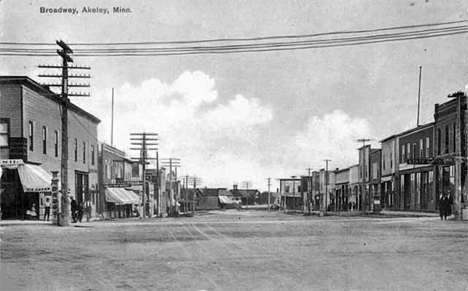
[{"left": 291, "top": 176, "right": 297, "bottom": 212}]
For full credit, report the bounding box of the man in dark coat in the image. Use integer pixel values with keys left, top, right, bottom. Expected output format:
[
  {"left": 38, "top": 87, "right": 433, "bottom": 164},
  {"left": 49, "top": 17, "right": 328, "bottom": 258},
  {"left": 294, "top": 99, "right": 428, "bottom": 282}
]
[
  {"left": 439, "top": 192, "right": 453, "bottom": 220},
  {"left": 70, "top": 197, "right": 77, "bottom": 223}
]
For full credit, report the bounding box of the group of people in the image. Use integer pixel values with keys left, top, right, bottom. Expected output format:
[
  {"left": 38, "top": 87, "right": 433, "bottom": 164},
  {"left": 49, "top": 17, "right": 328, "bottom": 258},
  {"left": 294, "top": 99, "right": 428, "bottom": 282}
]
[{"left": 70, "top": 197, "right": 92, "bottom": 223}]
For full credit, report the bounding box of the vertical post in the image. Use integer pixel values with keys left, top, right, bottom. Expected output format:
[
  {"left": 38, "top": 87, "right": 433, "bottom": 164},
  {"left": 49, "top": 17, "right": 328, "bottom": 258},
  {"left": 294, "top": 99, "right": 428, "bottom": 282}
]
[
  {"left": 417, "top": 66, "right": 422, "bottom": 127},
  {"left": 193, "top": 177, "right": 196, "bottom": 215},
  {"left": 267, "top": 178, "right": 271, "bottom": 211},
  {"left": 169, "top": 159, "right": 173, "bottom": 214},
  {"left": 324, "top": 160, "right": 331, "bottom": 214},
  {"left": 156, "top": 150, "right": 160, "bottom": 217},
  {"left": 59, "top": 47, "right": 70, "bottom": 227},
  {"left": 111, "top": 88, "right": 114, "bottom": 146},
  {"left": 455, "top": 94, "right": 462, "bottom": 220},
  {"left": 142, "top": 133, "right": 146, "bottom": 219}
]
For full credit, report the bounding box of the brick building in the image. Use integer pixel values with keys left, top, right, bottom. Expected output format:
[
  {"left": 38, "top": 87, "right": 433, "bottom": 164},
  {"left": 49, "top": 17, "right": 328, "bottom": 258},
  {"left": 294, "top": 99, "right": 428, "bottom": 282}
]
[{"left": 0, "top": 76, "right": 100, "bottom": 220}]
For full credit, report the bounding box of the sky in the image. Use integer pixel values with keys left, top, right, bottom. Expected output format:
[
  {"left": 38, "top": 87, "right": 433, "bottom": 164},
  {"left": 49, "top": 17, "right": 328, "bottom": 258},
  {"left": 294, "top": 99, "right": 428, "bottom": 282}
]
[{"left": 1, "top": 0, "right": 467, "bottom": 191}]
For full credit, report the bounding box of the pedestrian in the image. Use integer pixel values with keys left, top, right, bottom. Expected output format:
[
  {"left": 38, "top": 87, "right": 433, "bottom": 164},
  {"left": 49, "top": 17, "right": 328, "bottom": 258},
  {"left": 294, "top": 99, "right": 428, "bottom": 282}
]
[
  {"left": 70, "top": 197, "right": 77, "bottom": 223},
  {"left": 85, "top": 199, "right": 92, "bottom": 222},
  {"left": 76, "top": 202, "right": 84, "bottom": 223},
  {"left": 44, "top": 197, "right": 51, "bottom": 221}
]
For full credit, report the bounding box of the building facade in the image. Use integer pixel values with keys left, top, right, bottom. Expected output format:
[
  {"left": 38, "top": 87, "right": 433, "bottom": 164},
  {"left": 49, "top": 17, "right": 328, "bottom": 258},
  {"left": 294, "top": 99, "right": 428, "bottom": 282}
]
[{"left": 0, "top": 76, "right": 100, "bottom": 220}]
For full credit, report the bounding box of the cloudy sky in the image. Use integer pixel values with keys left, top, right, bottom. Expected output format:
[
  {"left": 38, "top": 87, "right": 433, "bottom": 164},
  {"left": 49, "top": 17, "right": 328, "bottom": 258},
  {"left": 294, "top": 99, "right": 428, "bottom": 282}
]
[{"left": 1, "top": 0, "right": 467, "bottom": 190}]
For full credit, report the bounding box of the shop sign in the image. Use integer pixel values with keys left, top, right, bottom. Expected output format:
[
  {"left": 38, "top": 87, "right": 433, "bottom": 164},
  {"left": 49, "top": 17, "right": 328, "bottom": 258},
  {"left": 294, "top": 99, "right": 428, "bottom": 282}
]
[
  {"left": 0, "top": 159, "right": 24, "bottom": 167},
  {"left": 406, "top": 158, "right": 433, "bottom": 165},
  {"left": 431, "top": 158, "right": 455, "bottom": 165}
]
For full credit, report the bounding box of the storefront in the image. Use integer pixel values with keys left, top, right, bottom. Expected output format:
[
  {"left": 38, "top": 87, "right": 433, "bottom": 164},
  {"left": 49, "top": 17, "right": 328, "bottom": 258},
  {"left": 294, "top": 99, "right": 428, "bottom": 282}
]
[
  {"left": 104, "top": 187, "right": 140, "bottom": 218},
  {"left": 0, "top": 159, "right": 52, "bottom": 220}
]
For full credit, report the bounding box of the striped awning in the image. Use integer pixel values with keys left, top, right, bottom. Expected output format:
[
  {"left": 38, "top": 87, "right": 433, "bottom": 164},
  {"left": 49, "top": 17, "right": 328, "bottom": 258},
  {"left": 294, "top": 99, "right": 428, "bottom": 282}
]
[
  {"left": 105, "top": 187, "right": 140, "bottom": 205},
  {"left": 17, "top": 164, "right": 52, "bottom": 192}
]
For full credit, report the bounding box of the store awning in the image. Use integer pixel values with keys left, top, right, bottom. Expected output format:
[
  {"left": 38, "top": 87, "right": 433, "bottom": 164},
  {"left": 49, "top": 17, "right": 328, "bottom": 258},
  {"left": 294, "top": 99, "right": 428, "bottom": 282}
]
[
  {"left": 17, "top": 164, "right": 52, "bottom": 192},
  {"left": 219, "top": 195, "right": 234, "bottom": 204},
  {"left": 105, "top": 187, "right": 140, "bottom": 205}
]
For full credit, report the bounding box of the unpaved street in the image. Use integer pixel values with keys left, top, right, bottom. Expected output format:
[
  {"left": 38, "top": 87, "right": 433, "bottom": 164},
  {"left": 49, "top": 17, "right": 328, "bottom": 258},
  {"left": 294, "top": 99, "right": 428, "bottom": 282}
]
[{"left": 1, "top": 210, "right": 468, "bottom": 291}]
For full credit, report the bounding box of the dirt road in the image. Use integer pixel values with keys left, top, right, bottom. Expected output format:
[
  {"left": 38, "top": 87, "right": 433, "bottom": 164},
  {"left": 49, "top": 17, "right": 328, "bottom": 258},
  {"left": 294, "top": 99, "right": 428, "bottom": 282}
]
[{"left": 1, "top": 210, "right": 467, "bottom": 291}]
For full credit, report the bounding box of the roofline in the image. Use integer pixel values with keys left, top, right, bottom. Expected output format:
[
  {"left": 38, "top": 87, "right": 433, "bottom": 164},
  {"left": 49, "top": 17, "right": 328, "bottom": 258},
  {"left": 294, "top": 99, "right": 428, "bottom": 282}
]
[
  {"left": 0, "top": 76, "right": 101, "bottom": 124},
  {"left": 396, "top": 122, "right": 435, "bottom": 138}
]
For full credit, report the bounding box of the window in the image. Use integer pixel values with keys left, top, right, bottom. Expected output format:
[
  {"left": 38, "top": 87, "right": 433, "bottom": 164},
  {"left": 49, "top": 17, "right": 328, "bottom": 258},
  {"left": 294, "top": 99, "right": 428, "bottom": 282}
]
[
  {"left": 29, "top": 121, "right": 34, "bottom": 151},
  {"left": 54, "top": 131, "right": 58, "bottom": 157},
  {"left": 383, "top": 154, "right": 386, "bottom": 171},
  {"left": 42, "top": 126, "right": 47, "bottom": 154},
  {"left": 412, "top": 143, "right": 416, "bottom": 160},
  {"left": 426, "top": 137, "right": 430, "bottom": 158},
  {"left": 74, "top": 139, "right": 78, "bottom": 161},
  {"left": 285, "top": 185, "right": 290, "bottom": 193},
  {"left": 91, "top": 145, "right": 95, "bottom": 165},
  {"left": 445, "top": 125, "right": 449, "bottom": 154},
  {"left": 0, "top": 120, "right": 8, "bottom": 147},
  {"left": 83, "top": 141, "right": 86, "bottom": 163},
  {"left": 401, "top": 145, "right": 406, "bottom": 163},
  {"left": 419, "top": 139, "right": 424, "bottom": 158},
  {"left": 390, "top": 153, "right": 393, "bottom": 169},
  {"left": 437, "top": 129, "right": 441, "bottom": 155},
  {"left": 407, "top": 143, "right": 411, "bottom": 160},
  {"left": 453, "top": 123, "right": 456, "bottom": 153}
]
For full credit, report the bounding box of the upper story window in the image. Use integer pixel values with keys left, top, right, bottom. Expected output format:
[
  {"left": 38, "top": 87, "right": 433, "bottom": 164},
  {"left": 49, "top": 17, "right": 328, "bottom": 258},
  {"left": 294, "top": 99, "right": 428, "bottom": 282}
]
[
  {"left": 29, "top": 121, "right": 34, "bottom": 151},
  {"left": 285, "top": 185, "right": 290, "bottom": 193},
  {"left": 0, "top": 120, "right": 8, "bottom": 148},
  {"left": 437, "top": 129, "right": 441, "bottom": 155},
  {"left": 426, "top": 137, "right": 430, "bottom": 158},
  {"left": 74, "top": 139, "right": 78, "bottom": 161},
  {"left": 54, "top": 131, "right": 59, "bottom": 157},
  {"left": 82, "top": 141, "right": 86, "bottom": 164},
  {"left": 91, "top": 145, "right": 95, "bottom": 166},
  {"left": 445, "top": 125, "right": 449, "bottom": 154},
  {"left": 382, "top": 154, "right": 386, "bottom": 171},
  {"left": 453, "top": 123, "right": 456, "bottom": 153},
  {"left": 419, "top": 139, "right": 424, "bottom": 158},
  {"left": 407, "top": 143, "right": 411, "bottom": 160},
  {"left": 42, "top": 126, "right": 47, "bottom": 155},
  {"left": 401, "top": 145, "right": 406, "bottom": 163},
  {"left": 412, "top": 143, "right": 416, "bottom": 159}
]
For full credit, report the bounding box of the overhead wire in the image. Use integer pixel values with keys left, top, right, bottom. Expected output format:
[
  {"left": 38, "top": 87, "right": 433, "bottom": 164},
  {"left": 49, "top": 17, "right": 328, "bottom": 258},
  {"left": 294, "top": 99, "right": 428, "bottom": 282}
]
[{"left": 0, "top": 20, "right": 466, "bottom": 57}]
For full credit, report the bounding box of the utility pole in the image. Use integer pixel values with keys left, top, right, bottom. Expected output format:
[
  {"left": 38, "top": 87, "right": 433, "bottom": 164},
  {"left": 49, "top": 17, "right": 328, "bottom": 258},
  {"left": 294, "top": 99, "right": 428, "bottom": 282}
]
[
  {"left": 130, "top": 133, "right": 158, "bottom": 218},
  {"left": 357, "top": 139, "right": 371, "bottom": 214},
  {"left": 306, "top": 167, "right": 313, "bottom": 214},
  {"left": 188, "top": 176, "right": 202, "bottom": 215},
  {"left": 323, "top": 160, "right": 331, "bottom": 214},
  {"left": 38, "top": 40, "right": 90, "bottom": 226},
  {"left": 182, "top": 175, "right": 190, "bottom": 213},
  {"left": 266, "top": 178, "right": 272, "bottom": 211},
  {"left": 161, "top": 158, "right": 181, "bottom": 215}
]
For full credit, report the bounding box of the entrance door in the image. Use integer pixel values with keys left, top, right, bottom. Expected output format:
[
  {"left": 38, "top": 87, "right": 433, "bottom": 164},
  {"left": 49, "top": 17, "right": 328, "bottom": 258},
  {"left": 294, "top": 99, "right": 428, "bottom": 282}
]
[{"left": 75, "top": 172, "right": 89, "bottom": 206}]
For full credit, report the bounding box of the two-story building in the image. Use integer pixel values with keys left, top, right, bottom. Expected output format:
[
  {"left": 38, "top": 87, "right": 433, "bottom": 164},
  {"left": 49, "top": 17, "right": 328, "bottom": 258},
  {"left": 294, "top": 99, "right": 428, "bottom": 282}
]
[
  {"left": 334, "top": 167, "right": 350, "bottom": 211},
  {"left": 279, "top": 177, "right": 302, "bottom": 210},
  {"left": 380, "top": 135, "right": 398, "bottom": 210},
  {"left": 0, "top": 76, "right": 100, "bottom": 220},
  {"left": 397, "top": 122, "right": 435, "bottom": 211}
]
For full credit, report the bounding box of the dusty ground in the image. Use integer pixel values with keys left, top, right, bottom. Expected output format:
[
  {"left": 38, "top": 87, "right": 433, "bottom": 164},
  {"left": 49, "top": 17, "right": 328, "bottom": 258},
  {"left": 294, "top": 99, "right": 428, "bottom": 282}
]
[{"left": 1, "top": 210, "right": 468, "bottom": 291}]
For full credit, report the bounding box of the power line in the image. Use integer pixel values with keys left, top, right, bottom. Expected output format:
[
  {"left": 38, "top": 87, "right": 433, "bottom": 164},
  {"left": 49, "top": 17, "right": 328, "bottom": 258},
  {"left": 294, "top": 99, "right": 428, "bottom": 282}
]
[
  {"left": 1, "top": 19, "right": 465, "bottom": 46},
  {"left": 0, "top": 21, "right": 466, "bottom": 57}
]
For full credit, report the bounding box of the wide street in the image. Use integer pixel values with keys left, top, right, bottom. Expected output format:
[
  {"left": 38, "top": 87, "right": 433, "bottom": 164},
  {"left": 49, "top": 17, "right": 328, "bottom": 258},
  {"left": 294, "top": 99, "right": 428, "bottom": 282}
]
[{"left": 1, "top": 210, "right": 468, "bottom": 291}]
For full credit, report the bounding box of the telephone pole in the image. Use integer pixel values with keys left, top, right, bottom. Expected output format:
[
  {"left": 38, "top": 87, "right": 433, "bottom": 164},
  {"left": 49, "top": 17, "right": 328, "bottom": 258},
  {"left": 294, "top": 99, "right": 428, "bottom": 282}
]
[
  {"left": 188, "top": 176, "right": 202, "bottom": 215},
  {"left": 306, "top": 167, "right": 313, "bottom": 214},
  {"left": 130, "top": 133, "right": 158, "bottom": 218},
  {"left": 323, "top": 160, "right": 331, "bottom": 214},
  {"left": 357, "top": 138, "right": 371, "bottom": 214},
  {"left": 161, "top": 158, "right": 181, "bottom": 215},
  {"left": 266, "top": 178, "right": 272, "bottom": 211},
  {"left": 38, "top": 40, "right": 90, "bottom": 226}
]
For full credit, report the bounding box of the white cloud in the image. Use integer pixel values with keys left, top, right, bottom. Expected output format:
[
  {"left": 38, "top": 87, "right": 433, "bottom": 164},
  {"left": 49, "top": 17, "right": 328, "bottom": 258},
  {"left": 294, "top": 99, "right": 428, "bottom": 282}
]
[
  {"left": 77, "top": 70, "right": 273, "bottom": 188},
  {"left": 283, "top": 110, "right": 373, "bottom": 171}
]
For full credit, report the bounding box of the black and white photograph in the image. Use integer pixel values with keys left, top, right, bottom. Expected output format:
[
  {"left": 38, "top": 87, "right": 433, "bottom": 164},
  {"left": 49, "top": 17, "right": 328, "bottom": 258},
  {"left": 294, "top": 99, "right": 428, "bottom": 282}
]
[{"left": 1, "top": 0, "right": 468, "bottom": 290}]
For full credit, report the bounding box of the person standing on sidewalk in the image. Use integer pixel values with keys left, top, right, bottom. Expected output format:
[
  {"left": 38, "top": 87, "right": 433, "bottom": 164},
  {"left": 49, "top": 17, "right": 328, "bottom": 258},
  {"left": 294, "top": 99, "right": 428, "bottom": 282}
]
[
  {"left": 44, "top": 197, "right": 51, "bottom": 221},
  {"left": 84, "top": 199, "right": 92, "bottom": 222}
]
